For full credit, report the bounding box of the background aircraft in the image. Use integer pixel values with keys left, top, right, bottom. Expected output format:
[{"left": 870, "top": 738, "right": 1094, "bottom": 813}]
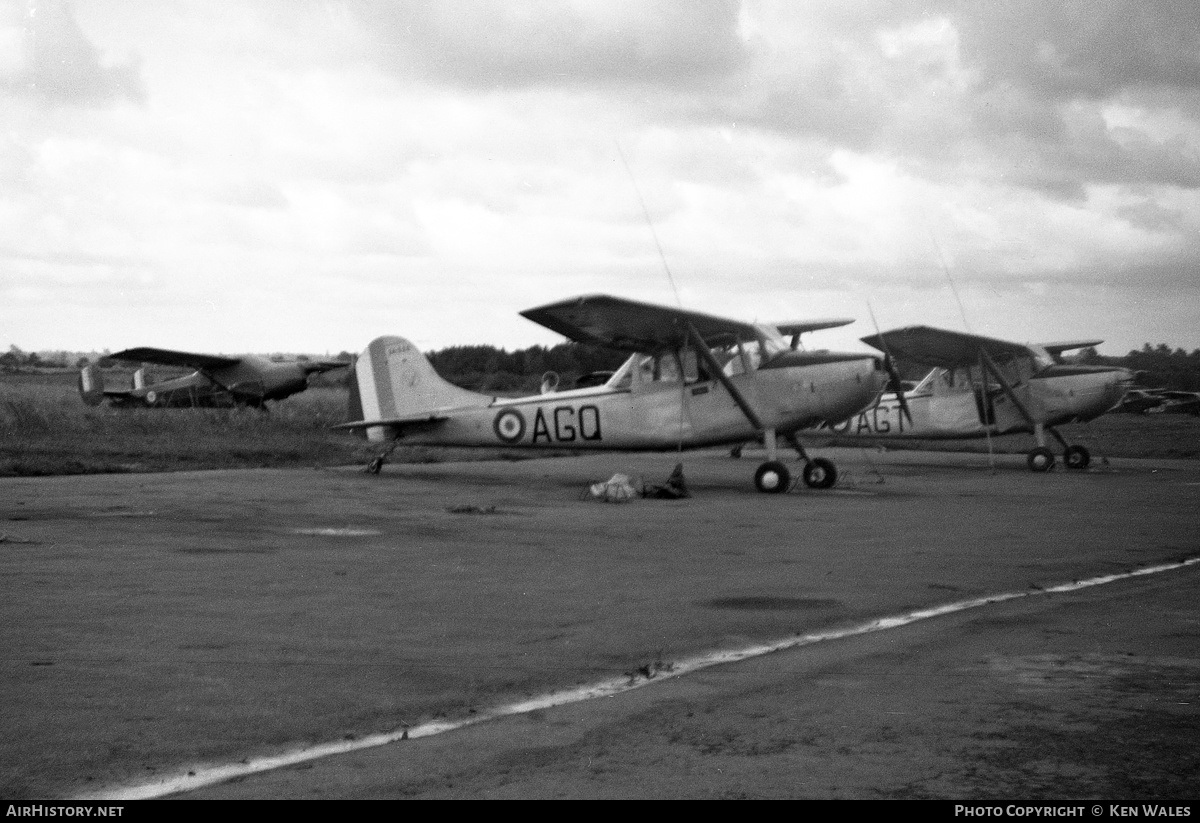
[
  {"left": 819, "top": 326, "right": 1135, "bottom": 471},
  {"left": 79, "top": 348, "right": 347, "bottom": 409},
  {"left": 337, "top": 294, "right": 891, "bottom": 493},
  {"left": 1111, "top": 388, "right": 1200, "bottom": 416},
  {"left": 1109, "top": 388, "right": 1166, "bottom": 415}
]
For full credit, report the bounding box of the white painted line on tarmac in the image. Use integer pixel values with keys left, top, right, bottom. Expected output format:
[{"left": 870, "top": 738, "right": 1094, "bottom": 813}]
[{"left": 78, "top": 556, "right": 1200, "bottom": 801}]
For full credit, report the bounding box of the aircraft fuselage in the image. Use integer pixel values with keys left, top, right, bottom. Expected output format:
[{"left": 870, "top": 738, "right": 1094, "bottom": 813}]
[{"left": 388, "top": 354, "right": 886, "bottom": 451}]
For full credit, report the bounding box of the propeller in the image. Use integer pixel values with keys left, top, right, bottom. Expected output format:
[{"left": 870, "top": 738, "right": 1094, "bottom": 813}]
[
  {"left": 882, "top": 354, "right": 914, "bottom": 426},
  {"left": 867, "top": 301, "right": 913, "bottom": 427}
]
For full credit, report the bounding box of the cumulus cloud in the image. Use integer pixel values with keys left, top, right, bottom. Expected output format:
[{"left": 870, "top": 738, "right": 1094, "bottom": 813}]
[
  {"left": 669, "top": 2, "right": 1200, "bottom": 200},
  {"left": 353, "top": 0, "right": 748, "bottom": 90},
  {"left": 5, "top": 0, "right": 146, "bottom": 106},
  {"left": 4, "top": 0, "right": 1200, "bottom": 354},
  {"left": 951, "top": 0, "right": 1200, "bottom": 101}
]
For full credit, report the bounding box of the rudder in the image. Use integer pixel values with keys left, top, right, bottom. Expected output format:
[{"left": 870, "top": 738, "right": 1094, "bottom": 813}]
[{"left": 78, "top": 365, "right": 105, "bottom": 406}]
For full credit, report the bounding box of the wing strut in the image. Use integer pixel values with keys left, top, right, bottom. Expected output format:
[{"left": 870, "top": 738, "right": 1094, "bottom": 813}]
[
  {"left": 685, "top": 322, "right": 764, "bottom": 431},
  {"left": 978, "top": 348, "right": 1068, "bottom": 450}
]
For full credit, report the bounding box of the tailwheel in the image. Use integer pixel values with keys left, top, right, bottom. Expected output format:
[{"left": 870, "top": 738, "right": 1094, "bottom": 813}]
[
  {"left": 1027, "top": 447, "right": 1055, "bottom": 472},
  {"left": 754, "top": 461, "right": 791, "bottom": 494},
  {"left": 1063, "top": 445, "right": 1090, "bottom": 470},
  {"left": 803, "top": 458, "right": 838, "bottom": 489}
]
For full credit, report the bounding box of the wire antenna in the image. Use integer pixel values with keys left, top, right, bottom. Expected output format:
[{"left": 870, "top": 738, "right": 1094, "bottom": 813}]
[
  {"left": 615, "top": 140, "right": 683, "bottom": 309},
  {"left": 927, "top": 225, "right": 971, "bottom": 333}
]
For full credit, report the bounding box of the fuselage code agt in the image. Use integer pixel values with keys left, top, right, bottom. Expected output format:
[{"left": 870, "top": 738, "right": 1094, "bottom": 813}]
[{"left": 955, "top": 808, "right": 1190, "bottom": 818}]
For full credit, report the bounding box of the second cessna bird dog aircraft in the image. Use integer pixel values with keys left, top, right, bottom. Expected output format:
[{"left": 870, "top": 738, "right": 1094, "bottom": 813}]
[
  {"left": 338, "top": 295, "right": 891, "bottom": 493},
  {"left": 826, "top": 325, "right": 1135, "bottom": 472}
]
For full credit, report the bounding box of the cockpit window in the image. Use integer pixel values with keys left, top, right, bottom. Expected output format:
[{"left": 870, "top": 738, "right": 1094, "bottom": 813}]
[
  {"left": 723, "top": 340, "right": 764, "bottom": 377},
  {"left": 606, "top": 354, "right": 638, "bottom": 390}
]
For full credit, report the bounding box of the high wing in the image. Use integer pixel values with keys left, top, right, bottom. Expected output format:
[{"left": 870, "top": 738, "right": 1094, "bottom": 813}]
[
  {"left": 1041, "top": 340, "right": 1104, "bottom": 356},
  {"left": 110, "top": 347, "right": 242, "bottom": 371},
  {"left": 297, "top": 359, "right": 350, "bottom": 374},
  {"left": 520, "top": 294, "right": 764, "bottom": 352},
  {"left": 776, "top": 319, "right": 854, "bottom": 337},
  {"left": 859, "top": 326, "right": 1032, "bottom": 369}
]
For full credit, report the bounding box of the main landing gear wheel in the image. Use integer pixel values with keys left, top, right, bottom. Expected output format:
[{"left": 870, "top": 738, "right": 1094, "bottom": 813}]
[
  {"left": 1027, "top": 447, "right": 1055, "bottom": 472},
  {"left": 754, "top": 461, "right": 791, "bottom": 494},
  {"left": 1063, "top": 444, "right": 1091, "bottom": 470},
  {"left": 803, "top": 458, "right": 838, "bottom": 489}
]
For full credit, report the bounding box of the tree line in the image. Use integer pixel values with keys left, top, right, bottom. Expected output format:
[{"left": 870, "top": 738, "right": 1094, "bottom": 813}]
[
  {"left": 426, "top": 342, "right": 627, "bottom": 392},
  {"left": 5, "top": 341, "right": 1199, "bottom": 394},
  {"left": 1078, "top": 344, "right": 1200, "bottom": 393}
]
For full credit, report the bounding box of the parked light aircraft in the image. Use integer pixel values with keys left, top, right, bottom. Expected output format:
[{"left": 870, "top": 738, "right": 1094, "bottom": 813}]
[
  {"left": 1109, "top": 388, "right": 1166, "bottom": 415},
  {"left": 79, "top": 348, "right": 347, "bottom": 408},
  {"left": 1111, "top": 388, "right": 1200, "bottom": 417},
  {"left": 1148, "top": 390, "right": 1200, "bottom": 416},
  {"left": 819, "top": 326, "right": 1135, "bottom": 472},
  {"left": 336, "top": 294, "right": 892, "bottom": 493}
]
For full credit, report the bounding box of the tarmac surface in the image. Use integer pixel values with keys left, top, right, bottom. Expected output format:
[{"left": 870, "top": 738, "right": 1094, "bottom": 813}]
[{"left": 2, "top": 447, "right": 1197, "bottom": 800}]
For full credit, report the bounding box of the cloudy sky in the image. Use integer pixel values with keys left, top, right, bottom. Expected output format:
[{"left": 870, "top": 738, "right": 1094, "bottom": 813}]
[{"left": 3, "top": 0, "right": 1198, "bottom": 358}]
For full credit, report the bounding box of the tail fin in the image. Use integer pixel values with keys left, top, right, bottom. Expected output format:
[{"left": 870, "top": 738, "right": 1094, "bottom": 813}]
[
  {"left": 78, "top": 365, "right": 105, "bottom": 406},
  {"left": 349, "top": 336, "right": 491, "bottom": 442},
  {"left": 132, "top": 368, "right": 147, "bottom": 390}
]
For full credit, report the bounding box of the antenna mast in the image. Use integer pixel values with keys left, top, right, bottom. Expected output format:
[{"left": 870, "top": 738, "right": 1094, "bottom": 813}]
[{"left": 615, "top": 140, "right": 683, "bottom": 309}]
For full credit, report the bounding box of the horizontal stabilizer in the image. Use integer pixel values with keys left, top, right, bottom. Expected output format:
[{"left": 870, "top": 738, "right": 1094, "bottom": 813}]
[
  {"left": 332, "top": 412, "right": 450, "bottom": 432},
  {"left": 300, "top": 360, "right": 350, "bottom": 374}
]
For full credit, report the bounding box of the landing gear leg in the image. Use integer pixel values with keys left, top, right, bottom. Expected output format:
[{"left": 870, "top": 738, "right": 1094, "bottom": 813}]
[
  {"left": 754, "top": 428, "right": 790, "bottom": 493},
  {"left": 1063, "top": 444, "right": 1091, "bottom": 470},
  {"left": 1043, "top": 425, "right": 1090, "bottom": 470},
  {"left": 1027, "top": 423, "right": 1056, "bottom": 472},
  {"left": 803, "top": 458, "right": 838, "bottom": 489},
  {"left": 1028, "top": 423, "right": 1089, "bottom": 471},
  {"left": 366, "top": 437, "right": 401, "bottom": 475},
  {"left": 785, "top": 433, "right": 839, "bottom": 489}
]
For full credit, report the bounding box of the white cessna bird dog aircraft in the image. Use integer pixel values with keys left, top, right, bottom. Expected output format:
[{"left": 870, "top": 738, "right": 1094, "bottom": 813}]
[
  {"left": 824, "top": 326, "right": 1135, "bottom": 472},
  {"left": 337, "top": 295, "right": 891, "bottom": 493}
]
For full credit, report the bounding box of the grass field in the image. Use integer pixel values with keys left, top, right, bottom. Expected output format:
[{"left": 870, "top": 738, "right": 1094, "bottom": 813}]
[
  {"left": 0, "top": 370, "right": 389, "bottom": 476},
  {"left": 2, "top": 369, "right": 1198, "bottom": 477}
]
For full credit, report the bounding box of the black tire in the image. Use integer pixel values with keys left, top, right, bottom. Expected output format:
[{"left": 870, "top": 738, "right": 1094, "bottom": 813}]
[
  {"left": 1064, "top": 445, "right": 1090, "bottom": 470},
  {"left": 803, "top": 458, "right": 838, "bottom": 489},
  {"left": 1027, "top": 447, "right": 1055, "bottom": 472},
  {"left": 754, "top": 461, "right": 790, "bottom": 494}
]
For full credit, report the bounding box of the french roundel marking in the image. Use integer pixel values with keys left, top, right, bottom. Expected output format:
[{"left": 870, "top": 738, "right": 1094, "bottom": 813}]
[{"left": 493, "top": 409, "right": 526, "bottom": 443}]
